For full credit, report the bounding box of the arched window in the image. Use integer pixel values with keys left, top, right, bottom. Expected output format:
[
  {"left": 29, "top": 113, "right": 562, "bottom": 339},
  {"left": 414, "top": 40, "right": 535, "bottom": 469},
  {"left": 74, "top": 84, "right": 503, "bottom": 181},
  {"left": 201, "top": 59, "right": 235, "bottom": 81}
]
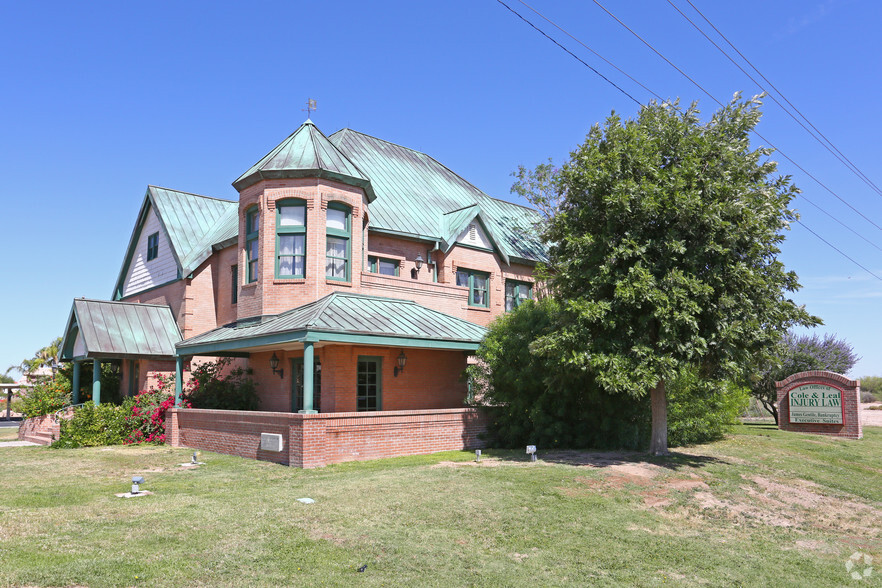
[
  {"left": 276, "top": 199, "right": 306, "bottom": 278},
  {"left": 326, "top": 203, "right": 351, "bottom": 281},
  {"left": 245, "top": 207, "right": 259, "bottom": 283}
]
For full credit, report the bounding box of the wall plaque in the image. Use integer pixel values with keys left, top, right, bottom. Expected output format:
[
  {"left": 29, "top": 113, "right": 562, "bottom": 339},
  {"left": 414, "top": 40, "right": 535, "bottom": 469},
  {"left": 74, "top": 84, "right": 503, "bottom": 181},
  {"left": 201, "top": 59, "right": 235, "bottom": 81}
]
[{"left": 788, "top": 383, "right": 844, "bottom": 424}]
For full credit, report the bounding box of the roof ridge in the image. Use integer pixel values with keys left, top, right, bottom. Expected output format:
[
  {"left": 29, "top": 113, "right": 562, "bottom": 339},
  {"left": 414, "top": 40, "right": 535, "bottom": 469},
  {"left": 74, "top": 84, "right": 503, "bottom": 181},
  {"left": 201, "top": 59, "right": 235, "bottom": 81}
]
[
  {"left": 477, "top": 192, "right": 541, "bottom": 214},
  {"left": 148, "top": 185, "right": 236, "bottom": 204},
  {"left": 76, "top": 298, "right": 174, "bottom": 310},
  {"left": 303, "top": 292, "right": 341, "bottom": 328}
]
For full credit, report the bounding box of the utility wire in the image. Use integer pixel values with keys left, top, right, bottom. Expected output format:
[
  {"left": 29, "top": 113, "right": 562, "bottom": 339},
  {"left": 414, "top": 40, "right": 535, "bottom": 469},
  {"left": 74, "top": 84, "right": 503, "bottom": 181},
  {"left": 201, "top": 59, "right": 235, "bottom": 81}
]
[
  {"left": 590, "top": 0, "right": 882, "bottom": 235},
  {"left": 495, "top": 0, "right": 641, "bottom": 105},
  {"left": 669, "top": 0, "right": 882, "bottom": 199},
  {"left": 795, "top": 221, "right": 882, "bottom": 281},
  {"left": 494, "top": 0, "right": 882, "bottom": 280},
  {"left": 683, "top": 0, "right": 882, "bottom": 198},
  {"left": 517, "top": 0, "right": 663, "bottom": 101}
]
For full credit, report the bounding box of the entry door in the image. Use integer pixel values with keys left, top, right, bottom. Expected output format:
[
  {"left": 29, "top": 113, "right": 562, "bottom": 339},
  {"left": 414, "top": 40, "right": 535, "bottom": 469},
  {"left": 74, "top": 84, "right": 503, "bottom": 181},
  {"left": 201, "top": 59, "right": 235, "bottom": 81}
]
[
  {"left": 291, "top": 358, "right": 321, "bottom": 412},
  {"left": 357, "top": 356, "right": 382, "bottom": 411}
]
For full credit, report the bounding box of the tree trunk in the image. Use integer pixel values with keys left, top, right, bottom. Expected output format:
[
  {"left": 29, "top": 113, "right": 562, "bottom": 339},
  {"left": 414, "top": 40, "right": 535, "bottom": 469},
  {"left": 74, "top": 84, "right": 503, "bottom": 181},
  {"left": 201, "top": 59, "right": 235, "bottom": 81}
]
[{"left": 649, "top": 379, "right": 669, "bottom": 456}]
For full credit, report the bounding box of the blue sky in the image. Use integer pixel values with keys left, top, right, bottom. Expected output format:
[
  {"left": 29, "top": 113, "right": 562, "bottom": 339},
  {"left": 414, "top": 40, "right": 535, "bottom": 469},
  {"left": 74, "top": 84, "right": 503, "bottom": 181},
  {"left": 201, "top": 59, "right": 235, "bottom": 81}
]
[{"left": 2, "top": 0, "right": 881, "bottom": 378}]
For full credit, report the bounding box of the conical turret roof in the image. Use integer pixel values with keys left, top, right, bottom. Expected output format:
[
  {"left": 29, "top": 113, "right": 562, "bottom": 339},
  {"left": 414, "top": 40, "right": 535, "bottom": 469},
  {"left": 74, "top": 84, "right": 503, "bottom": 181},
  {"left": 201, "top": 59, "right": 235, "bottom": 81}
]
[{"left": 233, "top": 120, "right": 375, "bottom": 200}]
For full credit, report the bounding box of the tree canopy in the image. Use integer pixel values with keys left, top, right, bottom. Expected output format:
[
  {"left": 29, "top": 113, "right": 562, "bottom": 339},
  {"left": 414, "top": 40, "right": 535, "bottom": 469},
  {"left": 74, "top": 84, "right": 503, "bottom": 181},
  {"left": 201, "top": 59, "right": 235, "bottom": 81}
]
[{"left": 515, "top": 95, "right": 819, "bottom": 454}]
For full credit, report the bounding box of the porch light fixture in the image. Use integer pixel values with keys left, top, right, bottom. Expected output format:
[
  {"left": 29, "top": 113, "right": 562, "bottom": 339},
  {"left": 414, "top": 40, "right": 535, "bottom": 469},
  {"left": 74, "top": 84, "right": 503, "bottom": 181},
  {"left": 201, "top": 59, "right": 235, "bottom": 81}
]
[
  {"left": 393, "top": 351, "right": 407, "bottom": 377},
  {"left": 270, "top": 353, "right": 284, "bottom": 379},
  {"left": 414, "top": 253, "right": 424, "bottom": 270}
]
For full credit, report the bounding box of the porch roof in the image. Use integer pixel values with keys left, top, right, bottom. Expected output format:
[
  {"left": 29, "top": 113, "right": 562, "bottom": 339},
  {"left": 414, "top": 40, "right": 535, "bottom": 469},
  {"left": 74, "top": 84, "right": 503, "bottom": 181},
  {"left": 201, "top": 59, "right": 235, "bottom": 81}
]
[
  {"left": 176, "top": 292, "right": 487, "bottom": 355},
  {"left": 60, "top": 299, "right": 182, "bottom": 361}
]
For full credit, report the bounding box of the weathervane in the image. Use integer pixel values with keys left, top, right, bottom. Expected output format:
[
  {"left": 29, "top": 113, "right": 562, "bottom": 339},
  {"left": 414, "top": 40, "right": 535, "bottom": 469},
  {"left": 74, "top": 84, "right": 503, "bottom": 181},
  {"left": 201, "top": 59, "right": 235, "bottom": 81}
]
[{"left": 303, "top": 98, "right": 317, "bottom": 118}]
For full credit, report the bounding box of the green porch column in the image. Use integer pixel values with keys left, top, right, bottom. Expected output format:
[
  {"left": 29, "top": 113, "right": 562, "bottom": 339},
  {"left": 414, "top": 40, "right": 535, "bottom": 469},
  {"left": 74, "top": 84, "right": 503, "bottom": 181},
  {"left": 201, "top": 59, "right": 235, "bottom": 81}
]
[
  {"left": 92, "top": 359, "right": 101, "bottom": 406},
  {"left": 300, "top": 342, "right": 317, "bottom": 413},
  {"left": 71, "top": 361, "right": 81, "bottom": 405},
  {"left": 175, "top": 357, "right": 183, "bottom": 407}
]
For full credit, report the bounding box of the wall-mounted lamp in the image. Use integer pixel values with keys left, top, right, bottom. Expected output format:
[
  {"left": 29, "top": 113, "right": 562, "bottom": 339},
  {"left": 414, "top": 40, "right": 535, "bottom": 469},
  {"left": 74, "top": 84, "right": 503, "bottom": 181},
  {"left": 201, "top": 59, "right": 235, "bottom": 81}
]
[
  {"left": 393, "top": 351, "right": 407, "bottom": 377},
  {"left": 414, "top": 253, "right": 424, "bottom": 271},
  {"left": 270, "top": 353, "right": 284, "bottom": 379}
]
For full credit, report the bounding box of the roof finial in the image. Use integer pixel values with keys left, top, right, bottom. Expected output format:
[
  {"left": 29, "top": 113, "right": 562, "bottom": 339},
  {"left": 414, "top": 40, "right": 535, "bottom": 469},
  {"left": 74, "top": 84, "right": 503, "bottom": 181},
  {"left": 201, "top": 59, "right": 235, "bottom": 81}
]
[{"left": 303, "top": 98, "right": 317, "bottom": 120}]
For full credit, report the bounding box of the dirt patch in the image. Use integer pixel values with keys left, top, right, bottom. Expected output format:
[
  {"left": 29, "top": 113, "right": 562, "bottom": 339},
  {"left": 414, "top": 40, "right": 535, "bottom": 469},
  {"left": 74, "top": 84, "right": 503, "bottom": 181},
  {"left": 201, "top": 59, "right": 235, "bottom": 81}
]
[
  {"left": 863, "top": 402, "right": 882, "bottom": 426},
  {"left": 692, "top": 491, "right": 796, "bottom": 527}
]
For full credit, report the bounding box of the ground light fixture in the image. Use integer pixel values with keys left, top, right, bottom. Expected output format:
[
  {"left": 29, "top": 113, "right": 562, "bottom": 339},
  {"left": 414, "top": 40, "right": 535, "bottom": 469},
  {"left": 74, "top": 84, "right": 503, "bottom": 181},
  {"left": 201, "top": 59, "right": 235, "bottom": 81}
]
[
  {"left": 131, "top": 476, "right": 145, "bottom": 494},
  {"left": 270, "top": 353, "right": 284, "bottom": 379},
  {"left": 393, "top": 351, "right": 407, "bottom": 377},
  {"left": 526, "top": 445, "right": 537, "bottom": 462},
  {"left": 475, "top": 449, "right": 482, "bottom": 462}
]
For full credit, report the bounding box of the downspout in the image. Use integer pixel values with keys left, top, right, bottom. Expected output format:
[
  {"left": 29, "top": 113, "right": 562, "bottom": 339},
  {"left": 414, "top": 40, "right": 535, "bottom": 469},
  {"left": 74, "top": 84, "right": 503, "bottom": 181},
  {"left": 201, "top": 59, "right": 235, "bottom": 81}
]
[{"left": 428, "top": 242, "right": 441, "bottom": 283}]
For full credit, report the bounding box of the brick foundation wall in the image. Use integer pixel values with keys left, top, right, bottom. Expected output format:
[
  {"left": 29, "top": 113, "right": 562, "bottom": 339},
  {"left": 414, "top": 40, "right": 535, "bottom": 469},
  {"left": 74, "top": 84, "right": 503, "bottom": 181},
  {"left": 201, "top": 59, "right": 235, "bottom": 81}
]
[
  {"left": 776, "top": 371, "right": 862, "bottom": 439},
  {"left": 167, "top": 407, "right": 488, "bottom": 468}
]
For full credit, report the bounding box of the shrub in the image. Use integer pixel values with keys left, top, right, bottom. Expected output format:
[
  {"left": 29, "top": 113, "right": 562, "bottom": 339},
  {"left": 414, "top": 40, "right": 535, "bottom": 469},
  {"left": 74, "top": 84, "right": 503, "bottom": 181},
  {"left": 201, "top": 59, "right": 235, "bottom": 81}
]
[
  {"left": 859, "top": 376, "right": 882, "bottom": 398},
  {"left": 470, "top": 299, "right": 744, "bottom": 450},
  {"left": 126, "top": 374, "right": 188, "bottom": 444},
  {"left": 666, "top": 368, "right": 750, "bottom": 446},
  {"left": 20, "top": 377, "right": 71, "bottom": 418},
  {"left": 861, "top": 391, "right": 878, "bottom": 404},
  {"left": 183, "top": 359, "right": 259, "bottom": 411},
  {"left": 53, "top": 400, "right": 134, "bottom": 448}
]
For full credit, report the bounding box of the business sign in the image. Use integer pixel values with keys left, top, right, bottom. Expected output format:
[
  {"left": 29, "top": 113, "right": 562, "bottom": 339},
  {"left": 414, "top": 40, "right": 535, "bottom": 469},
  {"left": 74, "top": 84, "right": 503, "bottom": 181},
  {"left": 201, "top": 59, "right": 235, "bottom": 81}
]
[{"left": 788, "top": 383, "right": 844, "bottom": 424}]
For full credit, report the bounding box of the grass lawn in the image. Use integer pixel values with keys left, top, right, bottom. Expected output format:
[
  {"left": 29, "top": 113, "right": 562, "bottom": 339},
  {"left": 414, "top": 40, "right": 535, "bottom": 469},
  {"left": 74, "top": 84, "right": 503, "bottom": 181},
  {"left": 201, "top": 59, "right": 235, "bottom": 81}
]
[
  {"left": 0, "top": 425, "right": 19, "bottom": 441},
  {"left": 0, "top": 425, "right": 879, "bottom": 587}
]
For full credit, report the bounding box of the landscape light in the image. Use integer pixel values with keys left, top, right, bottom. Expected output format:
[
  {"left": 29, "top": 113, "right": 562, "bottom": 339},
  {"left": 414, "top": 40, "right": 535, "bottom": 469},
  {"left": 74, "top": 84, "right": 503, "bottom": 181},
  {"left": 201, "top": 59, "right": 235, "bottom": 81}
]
[
  {"left": 131, "top": 476, "right": 145, "bottom": 495},
  {"left": 526, "top": 445, "right": 537, "bottom": 462},
  {"left": 475, "top": 449, "right": 482, "bottom": 462}
]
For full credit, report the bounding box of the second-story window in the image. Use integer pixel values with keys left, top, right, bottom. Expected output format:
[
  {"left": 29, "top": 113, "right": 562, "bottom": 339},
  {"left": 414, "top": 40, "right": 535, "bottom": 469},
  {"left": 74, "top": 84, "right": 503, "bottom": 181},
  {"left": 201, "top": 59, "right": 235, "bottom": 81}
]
[
  {"left": 276, "top": 199, "right": 306, "bottom": 278},
  {"left": 368, "top": 256, "right": 399, "bottom": 276},
  {"left": 246, "top": 207, "right": 259, "bottom": 283},
  {"left": 326, "top": 203, "right": 350, "bottom": 281},
  {"left": 456, "top": 268, "right": 489, "bottom": 308},
  {"left": 505, "top": 280, "right": 532, "bottom": 311},
  {"left": 146, "top": 232, "right": 159, "bottom": 261}
]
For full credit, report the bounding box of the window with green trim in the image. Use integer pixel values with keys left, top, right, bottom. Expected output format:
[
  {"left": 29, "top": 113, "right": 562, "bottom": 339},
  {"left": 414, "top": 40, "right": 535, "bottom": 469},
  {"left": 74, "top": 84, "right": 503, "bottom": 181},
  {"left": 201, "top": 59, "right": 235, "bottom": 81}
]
[
  {"left": 245, "top": 208, "right": 259, "bottom": 283},
  {"left": 146, "top": 232, "right": 159, "bottom": 261},
  {"left": 276, "top": 199, "right": 306, "bottom": 278},
  {"left": 368, "top": 255, "right": 399, "bottom": 276},
  {"left": 231, "top": 265, "right": 238, "bottom": 304},
  {"left": 505, "top": 280, "right": 532, "bottom": 311},
  {"left": 326, "top": 203, "right": 350, "bottom": 281},
  {"left": 357, "top": 356, "right": 382, "bottom": 411},
  {"left": 456, "top": 268, "right": 489, "bottom": 307}
]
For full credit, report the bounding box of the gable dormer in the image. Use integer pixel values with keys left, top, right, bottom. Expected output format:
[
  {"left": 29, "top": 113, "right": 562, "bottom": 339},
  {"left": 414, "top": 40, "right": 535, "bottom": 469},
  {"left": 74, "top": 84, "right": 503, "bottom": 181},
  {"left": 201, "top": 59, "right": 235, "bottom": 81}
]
[
  {"left": 113, "top": 186, "right": 237, "bottom": 299},
  {"left": 440, "top": 205, "right": 510, "bottom": 265}
]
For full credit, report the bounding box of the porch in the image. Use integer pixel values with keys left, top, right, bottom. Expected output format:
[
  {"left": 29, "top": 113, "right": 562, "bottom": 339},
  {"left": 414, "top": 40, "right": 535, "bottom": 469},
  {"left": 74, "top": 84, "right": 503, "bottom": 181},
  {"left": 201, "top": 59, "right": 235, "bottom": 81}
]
[{"left": 166, "top": 406, "right": 488, "bottom": 468}]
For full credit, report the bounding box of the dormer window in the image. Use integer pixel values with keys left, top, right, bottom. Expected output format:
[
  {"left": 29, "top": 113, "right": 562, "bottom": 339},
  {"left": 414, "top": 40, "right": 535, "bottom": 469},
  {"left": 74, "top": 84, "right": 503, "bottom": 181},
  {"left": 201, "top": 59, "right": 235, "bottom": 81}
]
[
  {"left": 276, "top": 200, "right": 306, "bottom": 278},
  {"left": 245, "top": 208, "right": 259, "bottom": 283},
  {"left": 326, "top": 203, "right": 351, "bottom": 281},
  {"left": 146, "top": 232, "right": 159, "bottom": 261}
]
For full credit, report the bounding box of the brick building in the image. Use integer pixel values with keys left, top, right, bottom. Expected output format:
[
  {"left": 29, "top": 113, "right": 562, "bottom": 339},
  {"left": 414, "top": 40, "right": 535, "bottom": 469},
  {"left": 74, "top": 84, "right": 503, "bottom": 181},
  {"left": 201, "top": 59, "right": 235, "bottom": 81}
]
[{"left": 59, "top": 120, "right": 545, "bottom": 466}]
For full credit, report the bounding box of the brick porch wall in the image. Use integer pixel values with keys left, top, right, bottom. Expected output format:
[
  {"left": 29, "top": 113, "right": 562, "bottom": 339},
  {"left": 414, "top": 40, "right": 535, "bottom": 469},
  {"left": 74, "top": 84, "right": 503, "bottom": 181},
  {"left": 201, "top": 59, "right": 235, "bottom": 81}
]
[{"left": 166, "top": 407, "right": 488, "bottom": 468}]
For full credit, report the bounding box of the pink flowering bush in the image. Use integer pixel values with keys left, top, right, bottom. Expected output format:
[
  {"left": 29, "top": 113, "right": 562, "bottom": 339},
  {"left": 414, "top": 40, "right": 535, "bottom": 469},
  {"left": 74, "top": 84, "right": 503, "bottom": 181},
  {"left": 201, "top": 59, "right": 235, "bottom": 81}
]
[{"left": 125, "top": 373, "right": 190, "bottom": 444}]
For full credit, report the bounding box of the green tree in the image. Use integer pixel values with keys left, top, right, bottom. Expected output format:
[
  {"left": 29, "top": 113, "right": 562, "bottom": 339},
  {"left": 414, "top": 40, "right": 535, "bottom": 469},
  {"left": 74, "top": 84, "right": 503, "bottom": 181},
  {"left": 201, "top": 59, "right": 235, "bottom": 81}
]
[
  {"left": 515, "top": 95, "right": 819, "bottom": 455},
  {"left": 751, "top": 332, "right": 858, "bottom": 423},
  {"left": 16, "top": 337, "right": 63, "bottom": 377}
]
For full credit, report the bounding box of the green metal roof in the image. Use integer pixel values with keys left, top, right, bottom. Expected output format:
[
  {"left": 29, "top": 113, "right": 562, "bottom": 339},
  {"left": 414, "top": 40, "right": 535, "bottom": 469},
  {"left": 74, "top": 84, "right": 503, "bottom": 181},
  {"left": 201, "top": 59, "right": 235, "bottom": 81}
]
[
  {"left": 329, "top": 128, "right": 546, "bottom": 264},
  {"left": 233, "top": 120, "right": 375, "bottom": 200},
  {"left": 176, "top": 292, "right": 486, "bottom": 355},
  {"left": 112, "top": 187, "right": 238, "bottom": 298},
  {"left": 60, "top": 299, "right": 182, "bottom": 361}
]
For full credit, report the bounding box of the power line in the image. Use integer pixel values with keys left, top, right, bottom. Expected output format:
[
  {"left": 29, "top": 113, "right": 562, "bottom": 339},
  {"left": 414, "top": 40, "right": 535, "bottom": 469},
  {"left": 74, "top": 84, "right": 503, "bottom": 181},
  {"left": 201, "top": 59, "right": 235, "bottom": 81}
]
[
  {"left": 795, "top": 221, "right": 882, "bottom": 281},
  {"left": 516, "top": 0, "right": 663, "bottom": 101},
  {"left": 495, "top": 0, "right": 641, "bottom": 105},
  {"left": 683, "top": 0, "right": 882, "bottom": 198},
  {"left": 669, "top": 0, "right": 882, "bottom": 199},
  {"left": 589, "top": 0, "right": 882, "bottom": 235},
  {"left": 493, "top": 0, "right": 882, "bottom": 281}
]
